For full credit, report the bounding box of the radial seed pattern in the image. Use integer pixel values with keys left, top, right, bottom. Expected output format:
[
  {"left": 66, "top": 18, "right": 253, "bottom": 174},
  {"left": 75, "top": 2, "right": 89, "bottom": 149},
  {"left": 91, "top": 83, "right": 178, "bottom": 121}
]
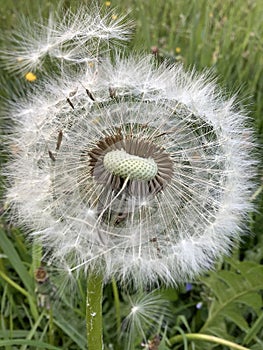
[{"left": 5, "top": 55, "right": 255, "bottom": 287}]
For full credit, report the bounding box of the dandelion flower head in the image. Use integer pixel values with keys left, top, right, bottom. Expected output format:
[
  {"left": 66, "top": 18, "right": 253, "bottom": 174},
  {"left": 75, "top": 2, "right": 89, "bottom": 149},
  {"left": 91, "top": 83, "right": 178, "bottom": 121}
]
[{"left": 2, "top": 5, "right": 255, "bottom": 288}]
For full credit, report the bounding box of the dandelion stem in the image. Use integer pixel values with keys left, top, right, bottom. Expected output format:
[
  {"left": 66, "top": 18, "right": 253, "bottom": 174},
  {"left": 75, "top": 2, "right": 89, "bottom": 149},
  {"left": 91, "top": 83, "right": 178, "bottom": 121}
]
[
  {"left": 169, "top": 333, "right": 250, "bottom": 350},
  {"left": 31, "top": 241, "right": 42, "bottom": 276},
  {"left": 86, "top": 272, "right": 104, "bottom": 350},
  {"left": 111, "top": 278, "right": 121, "bottom": 341}
]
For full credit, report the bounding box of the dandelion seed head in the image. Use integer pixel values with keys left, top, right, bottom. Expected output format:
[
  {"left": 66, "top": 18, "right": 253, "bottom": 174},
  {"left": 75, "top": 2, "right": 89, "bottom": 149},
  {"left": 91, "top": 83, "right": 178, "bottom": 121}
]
[{"left": 2, "top": 8, "right": 256, "bottom": 288}]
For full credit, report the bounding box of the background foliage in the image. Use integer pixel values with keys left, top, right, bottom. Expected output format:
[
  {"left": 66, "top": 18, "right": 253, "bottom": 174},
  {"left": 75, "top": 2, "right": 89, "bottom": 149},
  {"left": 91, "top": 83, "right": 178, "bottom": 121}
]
[{"left": 0, "top": 0, "right": 262, "bottom": 349}]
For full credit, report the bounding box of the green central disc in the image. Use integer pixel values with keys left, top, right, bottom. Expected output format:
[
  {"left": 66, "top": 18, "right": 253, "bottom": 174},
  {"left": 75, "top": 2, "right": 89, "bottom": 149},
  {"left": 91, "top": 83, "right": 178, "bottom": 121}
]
[{"left": 103, "top": 149, "right": 158, "bottom": 181}]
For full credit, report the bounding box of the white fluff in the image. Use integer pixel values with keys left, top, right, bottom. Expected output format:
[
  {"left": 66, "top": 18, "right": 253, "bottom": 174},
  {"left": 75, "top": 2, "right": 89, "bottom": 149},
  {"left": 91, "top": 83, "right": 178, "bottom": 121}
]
[
  {"left": 0, "top": 5, "right": 131, "bottom": 73},
  {"left": 2, "top": 7, "right": 256, "bottom": 288}
]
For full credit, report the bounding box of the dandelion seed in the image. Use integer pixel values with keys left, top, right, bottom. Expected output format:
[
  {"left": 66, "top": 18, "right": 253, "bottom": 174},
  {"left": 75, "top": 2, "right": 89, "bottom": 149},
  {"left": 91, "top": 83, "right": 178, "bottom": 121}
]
[
  {"left": 66, "top": 97, "right": 75, "bottom": 109},
  {"left": 56, "top": 130, "right": 63, "bottom": 151},
  {"left": 122, "top": 291, "right": 171, "bottom": 349},
  {"left": 48, "top": 150, "right": 56, "bottom": 162}
]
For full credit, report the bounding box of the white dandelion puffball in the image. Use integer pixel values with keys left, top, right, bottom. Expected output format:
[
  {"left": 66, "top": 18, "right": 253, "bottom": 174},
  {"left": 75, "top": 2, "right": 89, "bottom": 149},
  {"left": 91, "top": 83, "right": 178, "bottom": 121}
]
[
  {"left": 0, "top": 5, "right": 131, "bottom": 73},
  {"left": 2, "top": 10, "right": 255, "bottom": 287}
]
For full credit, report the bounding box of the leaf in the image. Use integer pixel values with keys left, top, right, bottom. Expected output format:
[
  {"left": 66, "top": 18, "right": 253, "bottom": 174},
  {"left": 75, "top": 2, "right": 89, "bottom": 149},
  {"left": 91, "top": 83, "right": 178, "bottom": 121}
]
[
  {"left": 243, "top": 311, "right": 263, "bottom": 345},
  {"left": 0, "top": 228, "right": 34, "bottom": 294},
  {"left": 54, "top": 315, "right": 87, "bottom": 350},
  {"left": 0, "top": 339, "right": 61, "bottom": 349},
  {"left": 250, "top": 342, "right": 263, "bottom": 350},
  {"left": 0, "top": 227, "right": 39, "bottom": 321},
  {"left": 199, "top": 260, "right": 263, "bottom": 346}
]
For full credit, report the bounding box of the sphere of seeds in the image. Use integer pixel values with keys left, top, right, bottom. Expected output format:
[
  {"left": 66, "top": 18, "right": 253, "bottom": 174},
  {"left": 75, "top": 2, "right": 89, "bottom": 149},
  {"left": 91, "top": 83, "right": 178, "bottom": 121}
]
[{"left": 4, "top": 52, "right": 255, "bottom": 287}]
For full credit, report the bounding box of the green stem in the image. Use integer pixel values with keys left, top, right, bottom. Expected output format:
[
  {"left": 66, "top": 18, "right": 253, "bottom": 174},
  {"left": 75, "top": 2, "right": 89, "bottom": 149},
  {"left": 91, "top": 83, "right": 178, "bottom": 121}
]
[
  {"left": 31, "top": 241, "right": 43, "bottom": 274},
  {"left": 111, "top": 278, "right": 121, "bottom": 342},
  {"left": 169, "top": 333, "right": 250, "bottom": 350},
  {"left": 86, "top": 272, "right": 104, "bottom": 350}
]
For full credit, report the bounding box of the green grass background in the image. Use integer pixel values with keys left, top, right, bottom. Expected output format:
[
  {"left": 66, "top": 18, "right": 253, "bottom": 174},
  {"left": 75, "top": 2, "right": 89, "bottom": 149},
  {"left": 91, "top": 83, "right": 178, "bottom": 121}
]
[{"left": 0, "top": 0, "right": 262, "bottom": 349}]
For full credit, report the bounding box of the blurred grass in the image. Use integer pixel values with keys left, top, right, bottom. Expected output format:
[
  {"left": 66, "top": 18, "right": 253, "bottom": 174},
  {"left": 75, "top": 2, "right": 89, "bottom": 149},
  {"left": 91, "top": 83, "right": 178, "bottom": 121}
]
[
  {"left": 116, "top": 0, "right": 263, "bottom": 134},
  {"left": 0, "top": 0, "right": 262, "bottom": 349}
]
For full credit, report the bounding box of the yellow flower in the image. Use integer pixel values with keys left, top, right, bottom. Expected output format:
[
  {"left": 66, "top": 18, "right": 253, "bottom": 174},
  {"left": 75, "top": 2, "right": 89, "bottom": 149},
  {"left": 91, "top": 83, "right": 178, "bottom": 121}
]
[
  {"left": 25, "top": 72, "right": 37, "bottom": 82},
  {"left": 105, "top": 1, "right": 111, "bottom": 6},
  {"left": 175, "top": 47, "right": 181, "bottom": 54},
  {"left": 112, "top": 14, "right": 118, "bottom": 20}
]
